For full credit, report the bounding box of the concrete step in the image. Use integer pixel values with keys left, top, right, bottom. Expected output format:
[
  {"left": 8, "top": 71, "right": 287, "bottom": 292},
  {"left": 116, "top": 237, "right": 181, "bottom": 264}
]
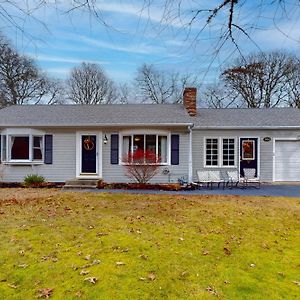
[
  {"left": 64, "top": 178, "right": 99, "bottom": 189},
  {"left": 63, "top": 185, "right": 97, "bottom": 190}
]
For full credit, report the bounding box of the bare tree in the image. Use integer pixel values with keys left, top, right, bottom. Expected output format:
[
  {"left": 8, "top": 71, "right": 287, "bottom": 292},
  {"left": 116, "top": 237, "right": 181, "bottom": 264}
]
[
  {"left": 67, "top": 62, "right": 117, "bottom": 104},
  {"left": 1, "top": 1, "right": 299, "bottom": 56},
  {"left": 285, "top": 61, "right": 300, "bottom": 108},
  {"left": 135, "top": 64, "right": 198, "bottom": 104},
  {"left": 0, "top": 36, "right": 62, "bottom": 107},
  {"left": 203, "top": 83, "right": 241, "bottom": 108},
  {"left": 117, "top": 83, "right": 130, "bottom": 104},
  {"left": 220, "top": 52, "right": 300, "bottom": 108}
]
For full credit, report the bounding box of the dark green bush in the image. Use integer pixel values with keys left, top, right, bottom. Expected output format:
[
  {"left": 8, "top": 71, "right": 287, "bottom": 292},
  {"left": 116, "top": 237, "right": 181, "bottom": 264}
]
[{"left": 24, "top": 174, "right": 46, "bottom": 187}]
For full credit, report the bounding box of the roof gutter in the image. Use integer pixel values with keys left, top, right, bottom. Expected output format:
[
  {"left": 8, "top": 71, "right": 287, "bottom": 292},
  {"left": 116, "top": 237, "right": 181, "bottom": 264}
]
[
  {"left": 0, "top": 123, "right": 194, "bottom": 128},
  {"left": 193, "top": 125, "right": 300, "bottom": 129}
]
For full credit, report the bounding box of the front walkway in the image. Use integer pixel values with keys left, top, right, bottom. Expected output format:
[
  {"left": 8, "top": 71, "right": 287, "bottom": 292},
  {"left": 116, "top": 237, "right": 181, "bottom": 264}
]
[{"left": 90, "top": 184, "right": 300, "bottom": 198}]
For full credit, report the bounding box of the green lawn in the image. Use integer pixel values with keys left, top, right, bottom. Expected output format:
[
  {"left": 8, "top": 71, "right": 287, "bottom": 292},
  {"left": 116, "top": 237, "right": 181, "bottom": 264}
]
[{"left": 0, "top": 189, "right": 299, "bottom": 299}]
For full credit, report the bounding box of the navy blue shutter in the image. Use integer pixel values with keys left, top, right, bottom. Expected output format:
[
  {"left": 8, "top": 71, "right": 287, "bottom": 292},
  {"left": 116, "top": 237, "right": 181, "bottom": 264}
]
[
  {"left": 171, "top": 134, "right": 180, "bottom": 165},
  {"left": 44, "top": 135, "right": 53, "bottom": 164},
  {"left": 111, "top": 134, "right": 119, "bottom": 164}
]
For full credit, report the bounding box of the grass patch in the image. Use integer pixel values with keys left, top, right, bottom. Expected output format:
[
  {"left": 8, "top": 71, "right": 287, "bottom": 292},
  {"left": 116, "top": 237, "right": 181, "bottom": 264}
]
[{"left": 0, "top": 189, "right": 299, "bottom": 299}]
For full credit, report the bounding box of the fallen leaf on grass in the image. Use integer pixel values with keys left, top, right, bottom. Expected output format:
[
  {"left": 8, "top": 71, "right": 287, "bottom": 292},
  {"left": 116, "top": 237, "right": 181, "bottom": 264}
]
[
  {"left": 202, "top": 250, "right": 209, "bottom": 256},
  {"left": 17, "top": 264, "right": 28, "bottom": 268},
  {"left": 96, "top": 232, "right": 108, "bottom": 237},
  {"left": 180, "top": 271, "right": 189, "bottom": 278},
  {"left": 92, "top": 259, "right": 101, "bottom": 265},
  {"left": 75, "top": 291, "right": 83, "bottom": 298},
  {"left": 139, "top": 254, "right": 148, "bottom": 260},
  {"left": 7, "top": 283, "right": 18, "bottom": 289},
  {"left": 224, "top": 280, "right": 230, "bottom": 284},
  {"left": 80, "top": 270, "right": 90, "bottom": 275},
  {"left": 84, "top": 255, "right": 91, "bottom": 261},
  {"left": 148, "top": 272, "right": 156, "bottom": 281},
  {"left": 84, "top": 277, "right": 98, "bottom": 284},
  {"left": 37, "top": 288, "right": 53, "bottom": 298},
  {"left": 223, "top": 247, "right": 231, "bottom": 256},
  {"left": 250, "top": 263, "right": 256, "bottom": 268},
  {"left": 139, "top": 277, "right": 146, "bottom": 281},
  {"left": 206, "top": 286, "right": 219, "bottom": 297},
  {"left": 116, "top": 262, "right": 125, "bottom": 266},
  {"left": 292, "top": 281, "right": 300, "bottom": 286}
]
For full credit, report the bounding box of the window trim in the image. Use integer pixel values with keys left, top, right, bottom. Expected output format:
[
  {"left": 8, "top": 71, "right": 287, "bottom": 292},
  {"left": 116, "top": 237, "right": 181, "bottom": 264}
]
[
  {"left": 120, "top": 130, "right": 171, "bottom": 165},
  {"left": 1, "top": 129, "right": 45, "bottom": 164},
  {"left": 204, "top": 137, "right": 237, "bottom": 168}
]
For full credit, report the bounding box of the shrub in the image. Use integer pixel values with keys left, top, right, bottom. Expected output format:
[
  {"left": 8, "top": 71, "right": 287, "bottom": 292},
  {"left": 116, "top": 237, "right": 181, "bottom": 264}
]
[
  {"left": 24, "top": 174, "right": 46, "bottom": 187},
  {"left": 123, "top": 150, "right": 160, "bottom": 184}
]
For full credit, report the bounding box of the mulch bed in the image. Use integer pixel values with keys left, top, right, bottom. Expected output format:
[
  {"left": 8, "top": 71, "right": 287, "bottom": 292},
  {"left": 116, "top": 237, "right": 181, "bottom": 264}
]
[
  {"left": 99, "top": 182, "right": 183, "bottom": 191},
  {"left": 0, "top": 182, "right": 64, "bottom": 188}
]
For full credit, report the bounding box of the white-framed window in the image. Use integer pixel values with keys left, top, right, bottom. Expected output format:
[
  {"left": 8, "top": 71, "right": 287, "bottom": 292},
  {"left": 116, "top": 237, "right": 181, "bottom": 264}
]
[
  {"left": 1, "top": 134, "right": 44, "bottom": 163},
  {"left": 205, "top": 138, "right": 218, "bottom": 166},
  {"left": 122, "top": 133, "right": 168, "bottom": 164},
  {"left": 222, "top": 138, "right": 235, "bottom": 166},
  {"left": 204, "top": 137, "right": 236, "bottom": 167}
]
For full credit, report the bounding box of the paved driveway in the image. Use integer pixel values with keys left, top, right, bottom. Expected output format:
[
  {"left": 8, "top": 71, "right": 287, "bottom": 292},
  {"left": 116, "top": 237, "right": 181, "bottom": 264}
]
[{"left": 93, "top": 184, "right": 300, "bottom": 198}]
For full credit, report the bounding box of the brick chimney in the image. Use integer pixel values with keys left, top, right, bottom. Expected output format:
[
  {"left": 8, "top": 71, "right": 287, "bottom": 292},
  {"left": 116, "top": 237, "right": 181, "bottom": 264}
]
[{"left": 183, "top": 87, "right": 197, "bottom": 116}]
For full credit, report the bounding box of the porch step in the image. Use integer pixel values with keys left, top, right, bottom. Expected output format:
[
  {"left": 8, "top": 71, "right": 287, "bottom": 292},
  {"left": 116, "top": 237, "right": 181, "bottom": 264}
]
[{"left": 63, "top": 179, "right": 99, "bottom": 189}]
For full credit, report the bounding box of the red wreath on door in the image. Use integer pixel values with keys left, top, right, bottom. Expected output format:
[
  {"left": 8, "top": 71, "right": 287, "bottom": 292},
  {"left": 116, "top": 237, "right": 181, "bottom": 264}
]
[{"left": 83, "top": 137, "right": 95, "bottom": 151}]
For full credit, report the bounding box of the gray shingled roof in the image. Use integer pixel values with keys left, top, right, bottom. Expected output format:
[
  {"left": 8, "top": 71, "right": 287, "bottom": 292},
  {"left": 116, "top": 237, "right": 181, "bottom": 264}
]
[
  {"left": 0, "top": 105, "right": 299, "bottom": 128},
  {"left": 193, "top": 108, "right": 300, "bottom": 128},
  {"left": 0, "top": 104, "right": 193, "bottom": 127}
]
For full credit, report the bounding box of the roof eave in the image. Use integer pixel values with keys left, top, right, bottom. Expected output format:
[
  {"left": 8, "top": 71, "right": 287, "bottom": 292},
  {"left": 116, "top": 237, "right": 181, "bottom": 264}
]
[
  {"left": 193, "top": 125, "right": 300, "bottom": 129},
  {"left": 0, "top": 122, "right": 194, "bottom": 128}
]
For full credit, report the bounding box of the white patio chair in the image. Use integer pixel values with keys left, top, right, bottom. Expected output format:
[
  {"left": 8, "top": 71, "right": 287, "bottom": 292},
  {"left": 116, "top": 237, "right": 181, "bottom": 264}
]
[
  {"left": 191, "top": 170, "right": 211, "bottom": 189},
  {"left": 209, "top": 170, "right": 225, "bottom": 189},
  {"left": 243, "top": 168, "right": 261, "bottom": 189},
  {"left": 226, "top": 170, "right": 240, "bottom": 189}
]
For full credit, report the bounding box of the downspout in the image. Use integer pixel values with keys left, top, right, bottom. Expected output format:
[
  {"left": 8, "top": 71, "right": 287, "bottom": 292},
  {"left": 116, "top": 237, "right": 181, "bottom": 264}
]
[{"left": 188, "top": 124, "right": 194, "bottom": 183}]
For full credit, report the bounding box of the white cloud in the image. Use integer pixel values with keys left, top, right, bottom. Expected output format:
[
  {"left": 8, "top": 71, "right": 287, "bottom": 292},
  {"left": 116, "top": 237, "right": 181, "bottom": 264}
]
[
  {"left": 29, "top": 53, "right": 109, "bottom": 65},
  {"left": 46, "top": 67, "right": 70, "bottom": 77},
  {"left": 78, "top": 35, "right": 164, "bottom": 55},
  {"left": 92, "top": 1, "right": 183, "bottom": 28}
]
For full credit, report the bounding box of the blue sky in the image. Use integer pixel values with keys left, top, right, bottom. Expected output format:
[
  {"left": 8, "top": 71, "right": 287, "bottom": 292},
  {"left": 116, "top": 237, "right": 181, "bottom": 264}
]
[{"left": 1, "top": 0, "right": 300, "bottom": 85}]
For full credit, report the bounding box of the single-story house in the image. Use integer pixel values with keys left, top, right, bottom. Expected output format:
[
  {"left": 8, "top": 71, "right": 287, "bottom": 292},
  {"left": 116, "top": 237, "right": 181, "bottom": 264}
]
[{"left": 0, "top": 88, "right": 300, "bottom": 183}]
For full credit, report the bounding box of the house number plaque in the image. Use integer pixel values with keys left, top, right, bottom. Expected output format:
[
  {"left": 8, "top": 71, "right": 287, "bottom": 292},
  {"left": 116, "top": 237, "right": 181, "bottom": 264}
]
[{"left": 263, "top": 137, "right": 271, "bottom": 142}]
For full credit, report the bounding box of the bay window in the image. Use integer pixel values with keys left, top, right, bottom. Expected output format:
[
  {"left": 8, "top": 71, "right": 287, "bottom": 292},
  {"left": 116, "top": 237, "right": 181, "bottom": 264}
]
[
  {"left": 122, "top": 134, "right": 168, "bottom": 164},
  {"left": 1, "top": 134, "right": 44, "bottom": 163},
  {"left": 205, "top": 137, "right": 236, "bottom": 167}
]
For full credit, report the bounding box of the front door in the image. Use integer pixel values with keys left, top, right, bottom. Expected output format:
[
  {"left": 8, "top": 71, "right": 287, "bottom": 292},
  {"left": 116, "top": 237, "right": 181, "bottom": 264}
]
[
  {"left": 239, "top": 138, "right": 258, "bottom": 177},
  {"left": 81, "top": 135, "right": 97, "bottom": 173}
]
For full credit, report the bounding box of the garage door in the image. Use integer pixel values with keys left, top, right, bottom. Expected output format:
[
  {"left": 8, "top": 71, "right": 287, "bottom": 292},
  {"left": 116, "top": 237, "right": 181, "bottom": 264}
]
[{"left": 274, "top": 140, "right": 300, "bottom": 181}]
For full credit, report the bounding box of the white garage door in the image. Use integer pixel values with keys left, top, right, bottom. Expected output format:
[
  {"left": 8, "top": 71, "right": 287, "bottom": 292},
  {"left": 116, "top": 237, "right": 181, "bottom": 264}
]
[{"left": 275, "top": 140, "right": 300, "bottom": 181}]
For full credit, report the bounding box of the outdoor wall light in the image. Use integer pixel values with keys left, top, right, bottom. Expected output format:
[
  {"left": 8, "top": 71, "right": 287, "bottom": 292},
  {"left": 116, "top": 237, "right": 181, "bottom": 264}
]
[{"left": 103, "top": 134, "right": 108, "bottom": 145}]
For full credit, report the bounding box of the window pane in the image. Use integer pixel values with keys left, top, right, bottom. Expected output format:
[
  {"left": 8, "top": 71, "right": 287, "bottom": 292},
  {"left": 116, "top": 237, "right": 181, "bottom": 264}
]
[
  {"left": 158, "top": 136, "right": 167, "bottom": 163},
  {"left": 1, "top": 135, "right": 6, "bottom": 161},
  {"left": 222, "top": 138, "right": 235, "bottom": 166},
  {"left": 122, "top": 136, "right": 131, "bottom": 156},
  {"left": 206, "top": 138, "right": 218, "bottom": 166},
  {"left": 33, "top": 136, "right": 43, "bottom": 160},
  {"left": 133, "top": 135, "right": 144, "bottom": 152},
  {"left": 145, "top": 135, "right": 156, "bottom": 154},
  {"left": 33, "top": 136, "right": 41, "bottom": 147},
  {"left": 11, "top": 136, "right": 29, "bottom": 160}
]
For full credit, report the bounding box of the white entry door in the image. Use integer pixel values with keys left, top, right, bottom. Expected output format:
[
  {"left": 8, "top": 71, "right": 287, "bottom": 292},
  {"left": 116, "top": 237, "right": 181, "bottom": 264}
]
[{"left": 274, "top": 140, "right": 300, "bottom": 181}]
